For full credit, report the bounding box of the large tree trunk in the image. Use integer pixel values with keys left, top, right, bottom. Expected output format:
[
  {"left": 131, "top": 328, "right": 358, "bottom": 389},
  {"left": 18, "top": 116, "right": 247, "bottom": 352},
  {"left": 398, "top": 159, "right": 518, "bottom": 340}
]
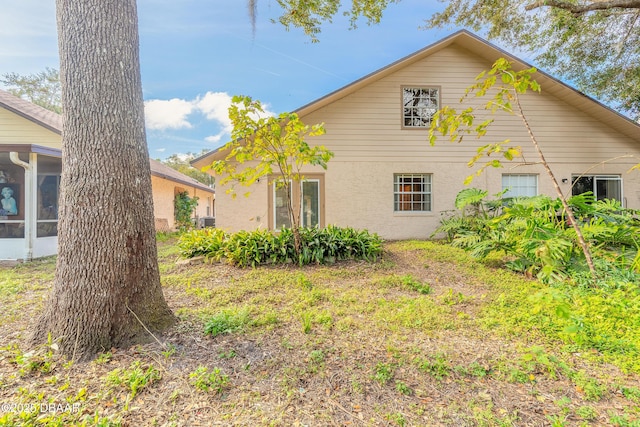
[{"left": 31, "top": 0, "right": 175, "bottom": 360}]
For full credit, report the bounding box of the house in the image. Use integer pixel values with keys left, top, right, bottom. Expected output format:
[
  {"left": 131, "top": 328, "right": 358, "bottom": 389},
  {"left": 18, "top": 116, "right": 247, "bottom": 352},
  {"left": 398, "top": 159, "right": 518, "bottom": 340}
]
[
  {"left": 193, "top": 30, "right": 640, "bottom": 241},
  {"left": 0, "top": 89, "right": 214, "bottom": 260},
  {"left": 148, "top": 159, "right": 215, "bottom": 232}
]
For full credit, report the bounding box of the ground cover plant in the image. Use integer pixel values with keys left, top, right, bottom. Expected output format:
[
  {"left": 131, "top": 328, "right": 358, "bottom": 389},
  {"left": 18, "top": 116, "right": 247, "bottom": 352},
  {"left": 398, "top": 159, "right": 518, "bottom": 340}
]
[
  {"left": 0, "top": 236, "right": 639, "bottom": 425},
  {"left": 178, "top": 225, "right": 384, "bottom": 267}
]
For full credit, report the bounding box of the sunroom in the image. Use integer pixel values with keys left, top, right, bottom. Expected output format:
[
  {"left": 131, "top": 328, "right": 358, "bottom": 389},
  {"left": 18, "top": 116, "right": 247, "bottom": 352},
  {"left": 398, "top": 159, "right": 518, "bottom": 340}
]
[{"left": 0, "top": 144, "right": 61, "bottom": 261}]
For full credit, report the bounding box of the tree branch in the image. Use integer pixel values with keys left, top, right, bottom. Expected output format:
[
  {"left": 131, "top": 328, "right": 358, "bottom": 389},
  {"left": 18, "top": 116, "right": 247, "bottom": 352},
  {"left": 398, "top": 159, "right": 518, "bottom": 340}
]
[{"left": 525, "top": 0, "right": 640, "bottom": 14}]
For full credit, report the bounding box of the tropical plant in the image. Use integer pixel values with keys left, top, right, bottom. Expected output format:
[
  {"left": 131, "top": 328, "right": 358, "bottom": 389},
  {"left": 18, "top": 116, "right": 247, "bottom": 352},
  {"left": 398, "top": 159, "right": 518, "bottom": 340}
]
[
  {"left": 429, "top": 58, "right": 597, "bottom": 280},
  {"left": 178, "top": 225, "right": 383, "bottom": 267},
  {"left": 437, "top": 189, "right": 640, "bottom": 284}
]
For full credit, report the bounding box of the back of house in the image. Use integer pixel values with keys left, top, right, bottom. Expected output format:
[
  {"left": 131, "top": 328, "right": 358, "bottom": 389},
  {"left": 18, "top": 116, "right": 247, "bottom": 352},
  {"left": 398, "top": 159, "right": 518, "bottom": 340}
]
[{"left": 193, "top": 30, "right": 640, "bottom": 240}]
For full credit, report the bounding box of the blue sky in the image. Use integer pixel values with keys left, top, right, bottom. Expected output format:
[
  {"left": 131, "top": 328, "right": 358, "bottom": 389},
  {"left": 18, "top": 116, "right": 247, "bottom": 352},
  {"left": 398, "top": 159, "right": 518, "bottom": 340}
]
[{"left": 0, "top": 0, "right": 475, "bottom": 159}]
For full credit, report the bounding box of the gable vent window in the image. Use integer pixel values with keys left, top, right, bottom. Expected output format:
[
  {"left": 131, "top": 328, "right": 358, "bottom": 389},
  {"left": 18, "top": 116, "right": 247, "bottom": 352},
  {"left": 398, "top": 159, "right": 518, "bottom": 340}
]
[{"left": 402, "top": 87, "right": 439, "bottom": 128}]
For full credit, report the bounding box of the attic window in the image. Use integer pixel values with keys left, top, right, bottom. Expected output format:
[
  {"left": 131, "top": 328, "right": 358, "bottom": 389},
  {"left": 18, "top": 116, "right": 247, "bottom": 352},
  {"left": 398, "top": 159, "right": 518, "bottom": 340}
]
[{"left": 402, "top": 87, "right": 439, "bottom": 128}]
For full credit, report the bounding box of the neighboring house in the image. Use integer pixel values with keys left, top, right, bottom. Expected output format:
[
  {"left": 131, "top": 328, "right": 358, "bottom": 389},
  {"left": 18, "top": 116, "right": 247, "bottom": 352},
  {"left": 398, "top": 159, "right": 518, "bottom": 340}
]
[
  {"left": 192, "top": 30, "right": 640, "bottom": 240},
  {"left": 149, "top": 159, "right": 215, "bottom": 232},
  {"left": 0, "top": 89, "right": 214, "bottom": 260}
]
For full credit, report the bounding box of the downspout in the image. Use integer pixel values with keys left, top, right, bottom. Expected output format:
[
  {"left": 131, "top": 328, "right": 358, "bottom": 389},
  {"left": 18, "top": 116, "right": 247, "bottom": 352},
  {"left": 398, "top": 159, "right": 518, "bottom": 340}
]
[{"left": 9, "top": 152, "right": 33, "bottom": 261}]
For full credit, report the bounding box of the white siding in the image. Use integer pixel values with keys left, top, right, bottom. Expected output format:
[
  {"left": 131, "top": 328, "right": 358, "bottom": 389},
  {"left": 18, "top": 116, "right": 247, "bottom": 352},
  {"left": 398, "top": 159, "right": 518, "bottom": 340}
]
[
  {"left": 211, "top": 43, "right": 640, "bottom": 239},
  {"left": 0, "top": 109, "right": 61, "bottom": 146}
]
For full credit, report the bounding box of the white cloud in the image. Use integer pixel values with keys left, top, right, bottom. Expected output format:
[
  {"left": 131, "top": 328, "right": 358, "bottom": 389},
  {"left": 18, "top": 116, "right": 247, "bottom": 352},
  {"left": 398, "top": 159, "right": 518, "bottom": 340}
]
[
  {"left": 144, "top": 92, "right": 279, "bottom": 149},
  {"left": 156, "top": 147, "right": 166, "bottom": 152},
  {"left": 144, "top": 98, "right": 194, "bottom": 130},
  {"left": 195, "top": 92, "right": 234, "bottom": 133},
  {"left": 205, "top": 133, "right": 224, "bottom": 144}
]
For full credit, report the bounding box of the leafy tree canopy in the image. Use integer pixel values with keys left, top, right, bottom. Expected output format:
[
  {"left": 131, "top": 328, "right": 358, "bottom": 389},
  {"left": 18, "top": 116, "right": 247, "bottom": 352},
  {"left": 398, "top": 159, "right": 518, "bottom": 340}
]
[
  {"left": 270, "top": 0, "right": 400, "bottom": 42},
  {"left": 425, "top": 0, "right": 640, "bottom": 119},
  {"left": 212, "top": 95, "right": 331, "bottom": 199},
  {"left": 161, "top": 151, "right": 214, "bottom": 187},
  {"left": 0, "top": 67, "right": 62, "bottom": 114}
]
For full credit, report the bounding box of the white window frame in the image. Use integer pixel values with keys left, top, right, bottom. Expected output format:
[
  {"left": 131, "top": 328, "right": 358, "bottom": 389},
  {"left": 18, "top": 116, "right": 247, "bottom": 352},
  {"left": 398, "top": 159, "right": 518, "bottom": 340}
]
[
  {"left": 501, "top": 174, "right": 538, "bottom": 198},
  {"left": 571, "top": 175, "right": 623, "bottom": 203},
  {"left": 394, "top": 173, "right": 432, "bottom": 212},
  {"left": 301, "top": 179, "right": 321, "bottom": 228},
  {"left": 273, "top": 180, "right": 293, "bottom": 230}
]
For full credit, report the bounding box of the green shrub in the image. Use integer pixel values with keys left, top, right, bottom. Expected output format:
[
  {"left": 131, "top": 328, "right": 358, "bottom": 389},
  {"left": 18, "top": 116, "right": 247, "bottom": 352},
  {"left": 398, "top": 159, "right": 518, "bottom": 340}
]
[
  {"left": 178, "top": 225, "right": 383, "bottom": 267},
  {"left": 436, "top": 189, "right": 640, "bottom": 285},
  {"left": 178, "top": 228, "right": 228, "bottom": 258}
]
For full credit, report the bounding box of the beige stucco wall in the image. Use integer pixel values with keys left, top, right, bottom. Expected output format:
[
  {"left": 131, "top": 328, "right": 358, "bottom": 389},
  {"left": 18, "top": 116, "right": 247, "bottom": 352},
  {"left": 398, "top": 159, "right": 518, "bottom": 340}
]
[
  {"left": 210, "top": 43, "right": 640, "bottom": 239},
  {"left": 215, "top": 171, "right": 269, "bottom": 232},
  {"left": 150, "top": 176, "right": 214, "bottom": 230},
  {"left": 0, "top": 108, "right": 61, "bottom": 146}
]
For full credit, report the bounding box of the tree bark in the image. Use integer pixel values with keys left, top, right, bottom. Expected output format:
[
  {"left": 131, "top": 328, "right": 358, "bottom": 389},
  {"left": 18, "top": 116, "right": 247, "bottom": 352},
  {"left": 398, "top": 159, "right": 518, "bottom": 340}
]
[{"left": 31, "top": 0, "right": 175, "bottom": 360}]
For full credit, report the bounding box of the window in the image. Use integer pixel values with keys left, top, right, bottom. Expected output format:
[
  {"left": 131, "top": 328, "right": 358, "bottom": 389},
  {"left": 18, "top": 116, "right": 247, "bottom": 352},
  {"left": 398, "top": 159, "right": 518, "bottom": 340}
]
[
  {"left": 403, "top": 87, "right": 439, "bottom": 128},
  {"left": 502, "top": 174, "right": 538, "bottom": 198},
  {"left": 394, "top": 174, "right": 431, "bottom": 212},
  {"left": 273, "top": 183, "right": 292, "bottom": 230},
  {"left": 270, "top": 175, "right": 324, "bottom": 230},
  {"left": 572, "top": 175, "right": 622, "bottom": 202},
  {"left": 37, "top": 174, "right": 60, "bottom": 237},
  {"left": 0, "top": 157, "right": 26, "bottom": 239},
  {"left": 301, "top": 180, "right": 320, "bottom": 227}
]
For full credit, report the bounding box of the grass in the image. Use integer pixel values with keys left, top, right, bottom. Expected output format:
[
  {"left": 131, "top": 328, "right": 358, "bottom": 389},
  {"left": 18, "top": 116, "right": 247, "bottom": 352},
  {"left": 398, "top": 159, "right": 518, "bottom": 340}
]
[{"left": 0, "top": 237, "right": 639, "bottom": 426}]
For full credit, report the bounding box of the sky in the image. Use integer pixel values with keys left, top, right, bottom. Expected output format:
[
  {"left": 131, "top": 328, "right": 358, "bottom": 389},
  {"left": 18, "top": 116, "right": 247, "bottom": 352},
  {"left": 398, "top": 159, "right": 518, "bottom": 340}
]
[{"left": 0, "top": 0, "right": 476, "bottom": 159}]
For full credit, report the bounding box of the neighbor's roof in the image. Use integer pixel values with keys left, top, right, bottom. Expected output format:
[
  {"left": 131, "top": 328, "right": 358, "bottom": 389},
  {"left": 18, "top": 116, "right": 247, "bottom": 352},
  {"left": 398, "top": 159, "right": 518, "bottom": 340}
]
[
  {"left": 0, "top": 89, "right": 62, "bottom": 134},
  {"left": 191, "top": 29, "right": 640, "bottom": 168},
  {"left": 0, "top": 89, "right": 213, "bottom": 193},
  {"left": 149, "top": 159, "right": 214, "bottom": 194}
]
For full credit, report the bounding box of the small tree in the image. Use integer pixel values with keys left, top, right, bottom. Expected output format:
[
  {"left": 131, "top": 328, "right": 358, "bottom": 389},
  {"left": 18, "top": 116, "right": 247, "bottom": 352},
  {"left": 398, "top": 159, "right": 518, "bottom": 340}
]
[
  {"left": 429, "top": 58, "right": 597, "bottom": 281},
  {"left": 210, "top": 95, "right": 333, "bottom": 253}
]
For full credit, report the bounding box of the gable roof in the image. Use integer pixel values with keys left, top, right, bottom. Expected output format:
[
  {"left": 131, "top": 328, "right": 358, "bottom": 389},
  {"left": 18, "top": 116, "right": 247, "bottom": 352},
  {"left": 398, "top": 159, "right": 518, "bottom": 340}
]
[
  {"left": 192, "top": 30, "right": 640, "bottom": 168},
  {"left": 0, "top": 89, "right": 62, "bottom": 135},
  {"left": 149, "top": 159, "right": 214, "bottom": 194},
  {"left": 296, "top": 29, "right": 640, "bottom": 140},
  {"left": 0, "top": 89, "right": 213, "bottom": 193}
]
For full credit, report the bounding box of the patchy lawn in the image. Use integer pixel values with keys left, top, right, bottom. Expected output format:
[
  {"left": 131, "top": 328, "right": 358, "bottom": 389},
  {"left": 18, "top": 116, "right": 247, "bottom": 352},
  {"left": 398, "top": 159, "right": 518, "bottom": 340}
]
[{"left": 1, "top": 238, "right": 639, "bottom": 426}]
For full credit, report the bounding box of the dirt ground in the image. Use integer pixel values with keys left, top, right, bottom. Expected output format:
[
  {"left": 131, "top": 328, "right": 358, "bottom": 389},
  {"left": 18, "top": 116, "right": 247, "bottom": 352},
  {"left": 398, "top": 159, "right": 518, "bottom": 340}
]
[{"left": 0, "top": 241, "right": 639, "bottom": 426}]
